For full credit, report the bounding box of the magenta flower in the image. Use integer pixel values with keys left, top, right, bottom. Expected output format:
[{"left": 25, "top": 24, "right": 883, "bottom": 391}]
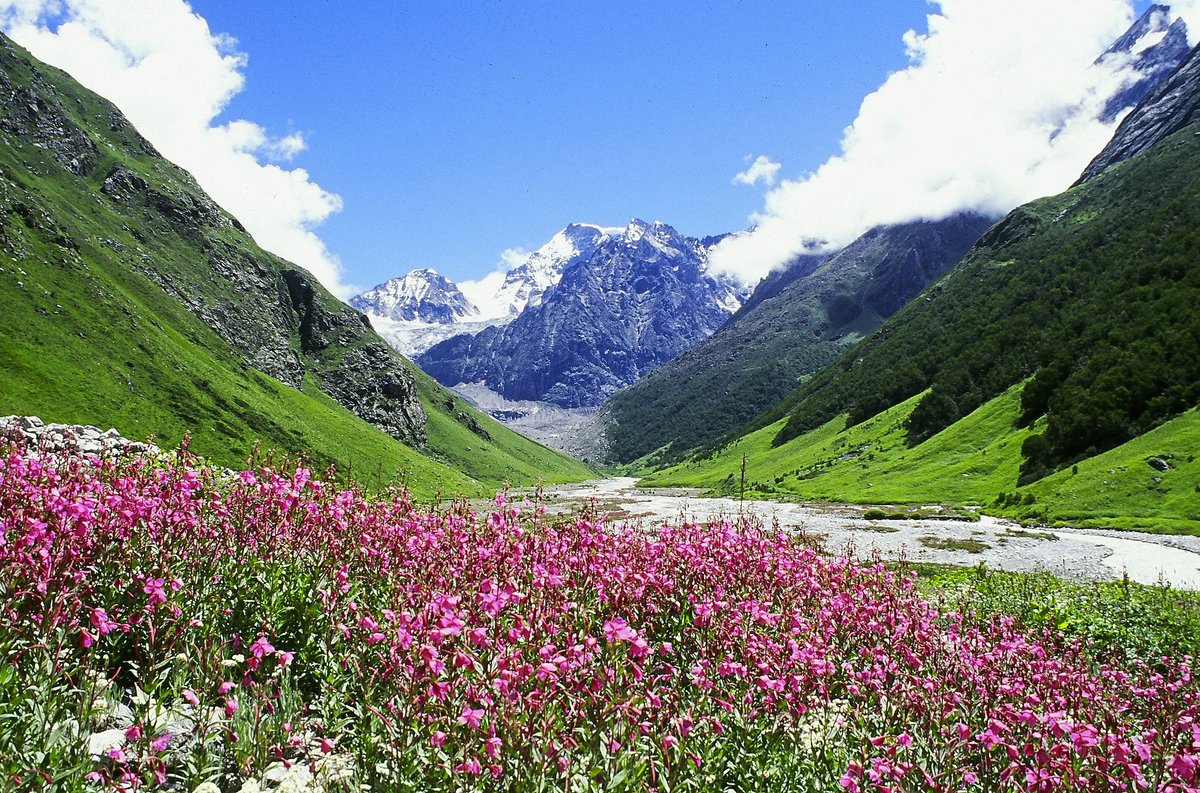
[
  {"left": 249, "top": 635, "right": 275, "bottom": 659},
  {"left": 182, "top": 689, "right": 199, "bottom": 706},
  {"left": 603, "top": 617, "right": 636, "bottom": 643},
  {"left": 458, "top": 706, "right": 485, "bottom": 730}
]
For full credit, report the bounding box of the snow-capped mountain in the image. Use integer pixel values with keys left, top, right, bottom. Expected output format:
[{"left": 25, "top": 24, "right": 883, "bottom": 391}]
[
  {"left": 350, "top": 223, "right": 621, "bottom": 355},
  {"left": 350, "top": 268, "right": 478, "bottom": 324},
  {"left": 1096, "top": 4, "right": 1190, "bottom": 124},
  {"left": 416, "top": 218, "right": 751, "bottom": 408},
  {"left": 487, "top": 223, "right": 617, "bottom": 318}
]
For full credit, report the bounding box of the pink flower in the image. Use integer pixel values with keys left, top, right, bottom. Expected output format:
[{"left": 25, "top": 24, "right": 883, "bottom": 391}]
[
  {"left": 431, "top": 730, "right": 448, "bottom": 748},
  {"left": 142, "top": 577, "right": 167, "bottom": 607},
  {"left": 224, "top": 698, "right": 238, "bottom": 718},
  {"left": 79, "top": 629, "right": 94, "bottom": 648},
  {"left": 278, "top": 651, "right": 294, "bottom": 666},
  {"left": 218, "top": 681, "right": 235, "bottom": 694},
  {"left": 151, "top": 733, "right": 171, "bottom": 752},
  {"left": 603, "top": 617, "right": 636, "bottom": 643},
  {"left": 319, "top": 737, "right": 335, "bottom": 753},
  {"left": 124, "top": 724, "right": 142, "bottom": 741},
  {"left": 91, "top": 607, "right": 119, "bottom": 635},
  {"left": 249, "top": 636, "right": 275, "bottom": 659},
  {"left": 182, "top": 689, "right": 199, "bottom": 706},
  {"left": 486, "top": 736, "right": 502, "bottom": 759},
  {"left": 458, "top": 706, "right": 485, "bottom": 730},
  {"left": 455, "top": 757, "right": 483, "bottom": 775}
]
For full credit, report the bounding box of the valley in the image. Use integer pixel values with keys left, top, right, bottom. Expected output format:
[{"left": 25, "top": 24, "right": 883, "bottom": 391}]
[{"left": 5, "top": 2, "right": 1200, "bottom": 790}]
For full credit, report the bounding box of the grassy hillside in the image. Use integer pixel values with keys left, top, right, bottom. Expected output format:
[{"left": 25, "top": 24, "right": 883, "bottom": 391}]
[
  {"left": 602, "top": 215, "right": 991, "bottom": 465},
  {"left": 0, "top": 35, "right": 591, "bottom": 496},
  {"left": 641, "top": 385, "right": 1200, "bottom": 532},
  {"left": 750, "top": 121, "right": 1200, "bottom": 489}
]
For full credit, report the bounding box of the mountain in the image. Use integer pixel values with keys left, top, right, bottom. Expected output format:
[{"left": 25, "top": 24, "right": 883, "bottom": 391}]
[
  {"left": 1097, "top": 4, "right": 1190, "bottom": 123},
  {"left": 602, "top": 214, "right": 993, "bottom": 463},
  {"left": 1080, "top": 37, "right": 1200, "bottom": 181},
  {"left": 0, "top": 33, "right": 591, "bottom": 496},
  {"left": 490, "top": 223, "right": 615, "bottom": 317},
  {"left": 416, "top": 219, "right": 748, "bottom": 408},
  {"left": 644, "top": 45, "right": 1200, "bottom": 530},
  {"left": 352, "top": 222, "right": 615, "bottom": 355},
  {"left": 350, "top": 268, "right": 478, "bottom": 324}
]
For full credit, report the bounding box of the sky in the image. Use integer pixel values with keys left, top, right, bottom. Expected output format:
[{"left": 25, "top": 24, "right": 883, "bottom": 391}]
[{"left": 0, "top": 0, "right": 1188, "bottom": 298}]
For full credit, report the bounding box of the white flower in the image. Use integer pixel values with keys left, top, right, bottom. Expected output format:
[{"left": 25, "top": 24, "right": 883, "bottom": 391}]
[{"left": 192, "top": 784, "right": 221, "bottom": 793}]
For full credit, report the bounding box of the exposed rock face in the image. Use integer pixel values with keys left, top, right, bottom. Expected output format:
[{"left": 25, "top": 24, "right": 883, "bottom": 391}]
[
  {"left": 417, "top": 219, "right": 747, "bottom": 408},
  {"left": 601, "top": 214, "right": 995, "bottom": 463},
  {"left": 353, "top": 223, "right": 617, "bottom": 356},
  {"left": 1097, "top": 5, "right": 1191, "bottom": 123},
  {"left": 350, "top": 268, "right": 479, "bottom": 324},
  {"left": 0, "top": 32, "right": 427, "bottom": 447},
  {"left": 1079, "top": 39, "right": 1200, "bottom": 183}
]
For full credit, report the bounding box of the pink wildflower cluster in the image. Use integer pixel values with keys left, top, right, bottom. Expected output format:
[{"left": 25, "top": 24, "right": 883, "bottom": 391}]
[{"left": 2, "top": 443, "right": 1199, "bottom": 790}]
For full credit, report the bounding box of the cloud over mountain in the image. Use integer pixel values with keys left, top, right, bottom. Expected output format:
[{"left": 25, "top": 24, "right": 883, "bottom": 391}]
[
  {"left": 0, "top": 0, "right": 353, "bottom": 297},
  {"left": 711, "top": 0, "right": 1197, "bottom": 284}
]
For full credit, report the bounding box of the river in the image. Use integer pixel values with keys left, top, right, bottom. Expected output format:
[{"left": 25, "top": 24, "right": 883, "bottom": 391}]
[{"left": 531, "top": 477, "right": 1200, "bottom": 590}]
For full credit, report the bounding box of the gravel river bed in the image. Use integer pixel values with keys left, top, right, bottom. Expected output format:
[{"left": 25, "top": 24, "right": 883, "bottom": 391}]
[{"left": 530, "top": 477, "right": 1200, "bottom": 590}]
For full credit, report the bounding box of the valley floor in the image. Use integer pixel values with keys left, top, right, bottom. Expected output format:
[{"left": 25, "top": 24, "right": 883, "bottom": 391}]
[{"left": 533, "top": 477, "right": 1200, "bottom": 590}]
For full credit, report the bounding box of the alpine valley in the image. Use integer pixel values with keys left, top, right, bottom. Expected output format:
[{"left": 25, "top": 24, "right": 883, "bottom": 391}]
[
  {"left": 0, "top": 33, "right": 591, "bottom": 497},
  {"left": 10, "top": 4, "right": 1200, "bottom": 792}
]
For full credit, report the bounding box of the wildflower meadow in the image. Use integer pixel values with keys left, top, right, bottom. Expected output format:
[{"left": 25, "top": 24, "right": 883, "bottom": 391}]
[{"left": 2, "top": 441, "right": 1199, "bottom": 791}]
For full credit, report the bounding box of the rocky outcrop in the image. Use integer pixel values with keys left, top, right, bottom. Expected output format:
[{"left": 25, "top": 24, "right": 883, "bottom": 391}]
[
  {"left": 1078, "top": 40, "right": 1200, "bottom": 183},
  {"left": 0, "top": 32, "right": 427, "bottom": 448},
  {"left": 0, "top": 415, "right": 162, "bottom": 458},
  {"left": 417, "top": 219, "right": 746, "bottom": 408}
]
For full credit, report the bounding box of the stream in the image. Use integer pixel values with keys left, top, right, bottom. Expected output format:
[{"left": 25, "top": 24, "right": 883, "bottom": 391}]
[{"left": 532, "top": 477, "right": 1200, "bottom": 590}]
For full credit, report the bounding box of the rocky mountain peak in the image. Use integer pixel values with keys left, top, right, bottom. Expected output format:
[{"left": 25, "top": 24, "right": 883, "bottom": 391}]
[
  {"left": 350, "top": 268, "right": 478, "bottom": 325},
  {"left": 1078, "top": 36, "right": 1200, "bottom": 183},
  {"left": 1096, "top": 5, "right": 1191, "bottom": 123}
]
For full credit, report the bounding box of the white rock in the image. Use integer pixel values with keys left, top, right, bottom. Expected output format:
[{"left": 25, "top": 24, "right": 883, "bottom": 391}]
[{"left": 87, "top": 728, "right": 126, "bottom": 758}]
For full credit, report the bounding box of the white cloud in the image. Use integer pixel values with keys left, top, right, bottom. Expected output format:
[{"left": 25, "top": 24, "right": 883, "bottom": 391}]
[
  {"left": 733, "top": 154, "right": 782, "bottom": 187},
  {"left": 711, "top": 0, "right": 1183, "bottom": 285},
  {"left": 0, "top": 0, "right": 354, "bottom": 297},
  {"left": 498, "top": 247, "right": 532, "bottom": 271}
]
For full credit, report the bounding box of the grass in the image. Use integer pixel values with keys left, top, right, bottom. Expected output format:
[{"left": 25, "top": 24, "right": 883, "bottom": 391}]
[
  {"left": 0, "top": 35, "right": 592, "bottom": 499},
  {"left": 911, "top": 562, "right": 1200, "bottom": 664},
  {"left": 640, "top": 385, "right": 1200, "bottom": 532},
  {"left": 917, "top": 535, "right": 991, "bottom": 554}
]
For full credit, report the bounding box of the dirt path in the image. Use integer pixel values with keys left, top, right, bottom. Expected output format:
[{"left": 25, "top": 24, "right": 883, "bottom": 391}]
[{"left": 533, "top": 478, "right": 1200, "bottom": 590}]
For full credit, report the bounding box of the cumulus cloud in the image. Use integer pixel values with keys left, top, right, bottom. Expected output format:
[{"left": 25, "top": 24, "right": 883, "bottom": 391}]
[
  {"left": 733, "top": 154, "right": 782, "bottom": 187},
  {"left": 0, "top": 0, "right": 354, "bottom": 297},
  {"left": 498, "top": 247, "right": 533, "bottom": 271},
  {"left": 711, "top": 0, "right": 1189, "bottom": 285}
]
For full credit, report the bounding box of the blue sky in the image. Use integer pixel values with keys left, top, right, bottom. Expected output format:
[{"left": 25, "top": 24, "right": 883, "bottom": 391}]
[
  {"left": 0, "top": 0, "right": 1176, "bottom": 296},
  {"left": 186, "top": 2, "right": 934, "bottom": 286}
]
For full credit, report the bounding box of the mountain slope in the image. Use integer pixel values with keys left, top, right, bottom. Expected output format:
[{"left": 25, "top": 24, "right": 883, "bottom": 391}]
[
  {"left": 417, "top": 219, "right": 746, "bottom": 407},
  {"left": 602, "top": 214, "right": 992, "bottom": 464},
  {"left": 1080, "top": 38, "right": 1200, "bottom": 181},
  {"left": 350, "top": 268, "right": 479, "bottom": 324},
  {"left": 0, "top": 33, "right": 591, "bottom": 495},
  {"left": 695, "top": 51, "right": 1200, "bottom": 511},
  {"left": 641, "top": 385, "right": 1200, "bottom": 533}
]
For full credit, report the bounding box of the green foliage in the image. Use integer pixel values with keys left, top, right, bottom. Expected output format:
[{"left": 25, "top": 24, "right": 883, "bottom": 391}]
[
  {"left": 921, "top": 566, "right": 1200, "bottom": 664},
  {"left": 767, "top": 124, "right": 1200, "bottom": 483},
  {"left": 641, "top": 386, "right": 1200, "bottom": 532},
  {"left": 0, "top": 35, "right": 591, "bottom": 498}
]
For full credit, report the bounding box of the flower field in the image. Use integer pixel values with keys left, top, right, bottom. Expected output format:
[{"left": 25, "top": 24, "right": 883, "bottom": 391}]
[{"left": 2, "top": 442, "right": 1199, "bottom": 792}]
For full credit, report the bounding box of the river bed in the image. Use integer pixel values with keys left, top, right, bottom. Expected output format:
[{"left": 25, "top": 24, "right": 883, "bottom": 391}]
[{"left": 529, "top": 477, "right": 1200, "bottom": 590}]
